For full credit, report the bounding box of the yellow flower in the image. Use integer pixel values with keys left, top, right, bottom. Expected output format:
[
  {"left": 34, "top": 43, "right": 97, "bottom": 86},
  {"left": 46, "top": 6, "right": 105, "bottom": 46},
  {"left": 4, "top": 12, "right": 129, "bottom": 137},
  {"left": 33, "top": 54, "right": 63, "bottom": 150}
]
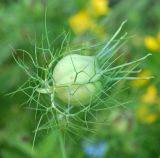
[
  {"left": 141, "top": 85, "right": 157, "bottom": 104},
  {"left": 136, "top": 106, "right": 157, "bottom": 124},
  {"left": 69, "top": 0, "right": 110, "bottom": 34},
  {"left": 69, "top": 10, "right": 95, "bottom": 34},
  {"left": 132, "top": 71, "right": 151, "bottom": 87},
  {"left": 90, "top": 0, "right": 110, "bottom": 16},
  {"left": 144, "top": 36, "right": 159, "bottom": 51},
  {"left": 145, "top": 114, "right": 157, "bottom": 124}
]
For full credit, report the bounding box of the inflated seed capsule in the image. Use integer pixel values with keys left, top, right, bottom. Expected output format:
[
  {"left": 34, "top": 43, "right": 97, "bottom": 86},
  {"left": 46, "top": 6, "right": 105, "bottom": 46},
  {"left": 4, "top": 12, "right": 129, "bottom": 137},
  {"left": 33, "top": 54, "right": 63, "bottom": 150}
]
[{"left": 53, "top": 54, "right": 102, "bottom": 106}]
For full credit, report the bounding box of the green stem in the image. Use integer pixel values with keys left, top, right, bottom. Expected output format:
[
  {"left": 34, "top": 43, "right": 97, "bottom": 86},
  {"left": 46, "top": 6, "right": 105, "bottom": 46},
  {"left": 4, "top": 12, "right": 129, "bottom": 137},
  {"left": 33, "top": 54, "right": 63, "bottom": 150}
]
[
  {"left": 54, "top": 107, "right": 67, "bottom": 158},
  {"left": 58, "top": 130, "right": 67, "bottom": 158}
]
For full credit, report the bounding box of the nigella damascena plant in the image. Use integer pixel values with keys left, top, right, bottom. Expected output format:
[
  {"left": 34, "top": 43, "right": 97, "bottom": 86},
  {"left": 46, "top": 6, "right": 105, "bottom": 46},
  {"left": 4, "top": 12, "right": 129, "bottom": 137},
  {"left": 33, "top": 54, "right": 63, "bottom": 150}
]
[{"left": 12, "top": 21, "right": 152, "bottom": 145}]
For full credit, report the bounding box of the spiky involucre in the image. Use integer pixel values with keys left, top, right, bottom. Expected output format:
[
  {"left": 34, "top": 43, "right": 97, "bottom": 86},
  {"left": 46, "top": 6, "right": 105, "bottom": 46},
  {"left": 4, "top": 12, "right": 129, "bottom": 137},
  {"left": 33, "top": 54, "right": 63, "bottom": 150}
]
[{"left": 11, "top": 21, "right": 152, "bottom": 147}]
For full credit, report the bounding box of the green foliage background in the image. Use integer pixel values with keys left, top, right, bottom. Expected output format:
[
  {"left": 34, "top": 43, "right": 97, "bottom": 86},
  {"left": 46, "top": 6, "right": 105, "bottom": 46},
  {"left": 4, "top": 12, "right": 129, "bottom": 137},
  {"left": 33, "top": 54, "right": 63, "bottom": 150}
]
[{"left": 0, "top": 0, "right": 160, "bottom": 158}]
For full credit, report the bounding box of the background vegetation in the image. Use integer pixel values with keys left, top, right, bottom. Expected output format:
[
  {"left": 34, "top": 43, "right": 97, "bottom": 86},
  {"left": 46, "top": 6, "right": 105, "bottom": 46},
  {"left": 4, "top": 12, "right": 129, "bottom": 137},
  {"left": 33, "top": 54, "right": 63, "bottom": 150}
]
[{"left": 0, "top": 0, "right": 160, "bottom": 158}]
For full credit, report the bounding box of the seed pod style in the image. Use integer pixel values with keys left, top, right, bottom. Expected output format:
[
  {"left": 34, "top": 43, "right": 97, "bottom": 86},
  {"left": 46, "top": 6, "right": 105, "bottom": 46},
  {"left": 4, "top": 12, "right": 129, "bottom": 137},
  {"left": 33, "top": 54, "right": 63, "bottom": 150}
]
[{"left": 53, "top": 54, "right": 102, "bottom": 106}]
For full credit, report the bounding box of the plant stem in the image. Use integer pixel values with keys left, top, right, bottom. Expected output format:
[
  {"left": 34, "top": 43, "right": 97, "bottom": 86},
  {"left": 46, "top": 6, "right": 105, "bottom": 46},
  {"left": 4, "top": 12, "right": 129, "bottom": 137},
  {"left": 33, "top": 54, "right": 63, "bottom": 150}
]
[{"left": 58, "top": 130, "right": 67, "bottom": 158}]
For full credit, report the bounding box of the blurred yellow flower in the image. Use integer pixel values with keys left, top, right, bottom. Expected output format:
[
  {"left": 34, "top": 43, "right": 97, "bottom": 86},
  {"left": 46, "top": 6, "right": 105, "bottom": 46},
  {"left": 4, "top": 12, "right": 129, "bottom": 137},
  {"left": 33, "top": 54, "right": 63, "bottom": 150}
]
[
  {"left": 90, "top": 0, "right": 110, "bottom": 16},
  {"left": 69, "top": 10, "right": 95, "bottom": 34},
  {"left": 69, "top": 0, "right": 109, "bottom": 35},
  {"left": 136, "top": 106, "right": 157, "bottom": 124},
  {"left": 144, "top": 36, "right": 160, "bottom": 51},
  {"left": 145, "top": 114, "right": 157, "bottom": 124},
  {"left": 141, "top": 86, "right": 158, "bottom": 104},
  {"left": 132, "top": 71, "right": 151, "bottom": 87}
]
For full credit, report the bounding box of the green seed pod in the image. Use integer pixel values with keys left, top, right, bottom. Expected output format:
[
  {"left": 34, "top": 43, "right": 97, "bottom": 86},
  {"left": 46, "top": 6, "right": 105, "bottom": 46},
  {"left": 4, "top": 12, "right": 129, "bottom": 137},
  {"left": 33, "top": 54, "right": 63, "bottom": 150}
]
[{"left": 53, "top": 54, "right": 102, "bottom": 106}]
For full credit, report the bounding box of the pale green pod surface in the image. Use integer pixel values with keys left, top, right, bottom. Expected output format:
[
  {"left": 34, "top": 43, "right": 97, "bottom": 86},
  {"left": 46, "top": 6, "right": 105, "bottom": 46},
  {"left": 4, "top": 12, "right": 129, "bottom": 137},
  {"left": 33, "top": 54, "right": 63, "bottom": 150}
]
[{"left": 53, "top": 54, "right": 102, "bottom": 106}]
